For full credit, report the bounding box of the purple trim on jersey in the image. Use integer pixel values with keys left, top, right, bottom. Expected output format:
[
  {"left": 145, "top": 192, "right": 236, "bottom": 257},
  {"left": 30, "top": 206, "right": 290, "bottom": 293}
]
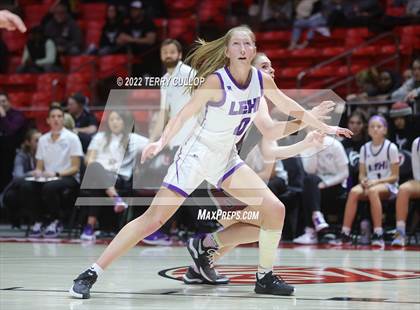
[
  {"left": 224, "top": 66, "right": 252, "bottom": 90},
  {"left": 175, "top": 149, "right": 182, "bottom": 183},
  {"left": 257, "top": 69, "right": 263, "bottom": 96},
  {"left": 217, "top": 161, "right": 245, "bottom": 188},
  {"left": 162, "top": 182, "right": 189, "bottom": 197},
  {"left": 207, "top": 72, "right": 226, "bottom": 107},
  {"left": 370, "top": 140, "right": 386, "bottom": 157}
]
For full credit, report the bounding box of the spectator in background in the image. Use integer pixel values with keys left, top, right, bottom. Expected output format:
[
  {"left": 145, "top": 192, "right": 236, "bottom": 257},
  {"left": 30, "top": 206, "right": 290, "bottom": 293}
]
[
  {"left": 368, "top": 70, "right": 400, "bottom": 99},
  {"left": 17, "top": 26, "right": 61, "bottom": 73},
  {"left": 288, "top": 0, "right": 330, "bottom": 50},
  {"left": 348, "top": 0, "right": 384, "bottom": 28},
  {"left": 260, "top": 0, "right": 293, "bottom": 29},
  {"left": 325, "top": 0, "right": 353, "bottom": 27},
  {"left": 346, "top": 68, "right": 379, "bottom": 102},
  {"left": 80, "top": 110, "right": 148, "bottom": 240},
  {"left": 293, "top": 135, "right": 349, "bottom": 244},
  {"left": 0, "top": 92, "right": 26, "bottom": 193},
  {"left": 20, "top": 105, "right": 83, "bottom": 238},
  {"left": 117, "top": 1, "right": 157, "bottom": 76},
  {"left": 392, "top": 137, "right": 420, "bottom": 246},
  {"left": 341, "top": 111, "right": 369, "bottom": 189},
  {"left": 406, "top": 0, "right": 420, "bottom": 17},
  {"left": 44, "top": 3, "right": 83, "bottom": 55},
  {"left": 97, "top": 5, "right": 124, "bottom": 56},
  {"left": 1, "top": 129, "right": 41, "bottom": 228},
  {"left": 388, "top": 101, "right": 416, "bottom": 151},
  {"left": 67, "top": 93, "right": 98, "bottom": 152},
  {"left": 402, "top": 69, "right": 412, "bottom": 82},
  {"left": 391, "top": 58, "right": 420, "bottom": 103}
]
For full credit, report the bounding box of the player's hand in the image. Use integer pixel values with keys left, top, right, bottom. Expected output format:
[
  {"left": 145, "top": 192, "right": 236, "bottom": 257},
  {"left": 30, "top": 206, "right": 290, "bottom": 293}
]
[
  {"left": 303, "top": 130, "right": 325, "bottom": 148},
  {"left": 366, "top": 179, "right": 379, "bottom": 188},
  {"left": 141, "top": 140, "right": 164, "bottom": 164},
  {"left": 0, "top": 10, "right": 26, "bottom": 32},
  {"left": 311, "top": 100, "right": 335, "bottom": 121},
  {"left": 325, "top": 126, "right": 353, "bottom": 139},
  {"left": 405, "top": 89, "right": 418, "bottom": 102}
]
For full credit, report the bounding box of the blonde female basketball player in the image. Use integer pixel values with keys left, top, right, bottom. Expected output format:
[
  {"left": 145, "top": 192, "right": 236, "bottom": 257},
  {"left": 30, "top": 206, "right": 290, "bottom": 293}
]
[{"left": 70, "top": 26, "right": 352, "bottom": 298}]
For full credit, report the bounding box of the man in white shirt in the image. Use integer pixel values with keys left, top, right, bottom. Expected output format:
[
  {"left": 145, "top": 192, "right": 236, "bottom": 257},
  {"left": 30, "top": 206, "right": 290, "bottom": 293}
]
[
  {"left": 150, "top": 38, "right": 196, "bottom": 148},
  {"left": 294, "top": 135, "right": 349, "bottom": 244},
  {"left": 20, "top": 105, "right": 83, "bottom": 238}
]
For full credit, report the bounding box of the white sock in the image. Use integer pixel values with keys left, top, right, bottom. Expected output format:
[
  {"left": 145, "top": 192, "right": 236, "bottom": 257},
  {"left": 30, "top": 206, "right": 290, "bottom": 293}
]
[
  {"left": 373, "top": 227, "right": 383, "bottom": 236},
  {"left": 396, "top": 221, "right": 406, "bottom": 234},
  {"left": 342, "top": 227, "right": 351, "bottom": 235},
  {"left": 258, "top": 228, "right": 282, "bottom": 277},
  {"left": 90, "top": 263, "right": 103, "bottom": 276}
]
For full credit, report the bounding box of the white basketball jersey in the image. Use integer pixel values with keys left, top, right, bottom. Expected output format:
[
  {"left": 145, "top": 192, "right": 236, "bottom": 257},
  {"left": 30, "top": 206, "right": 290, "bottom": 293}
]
[
  {"left": 194, "top": 66, "right": 263, "bottom": 149},
  {"left": 361, "top": 139, "right": 398, "bottom": 180}
]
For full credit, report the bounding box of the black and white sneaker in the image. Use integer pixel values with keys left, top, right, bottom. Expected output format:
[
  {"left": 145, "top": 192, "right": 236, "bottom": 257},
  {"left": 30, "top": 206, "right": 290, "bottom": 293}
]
[
  {"left": 187, "top": 237, "right": 219, "bottom": 283},
  {"left": 329, "top": 232, "right": 352, "bottom": 245},
  {"left": 371, "top": 233, "right": 385, "bottom": 247},
  {"left": 69, "top": 269, "right": 98, "bottom": 299},
  {"left": 182, "top": 266, "right": 229, "bottom": 285},
  {"left": 254, "top": 271, "right": 295, "bottom": 296}
]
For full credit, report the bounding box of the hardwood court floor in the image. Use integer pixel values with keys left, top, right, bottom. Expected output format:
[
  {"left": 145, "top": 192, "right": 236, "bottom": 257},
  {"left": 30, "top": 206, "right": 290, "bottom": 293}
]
[{"left": 0, "top": 240, "right": 419, "bottom": 310}]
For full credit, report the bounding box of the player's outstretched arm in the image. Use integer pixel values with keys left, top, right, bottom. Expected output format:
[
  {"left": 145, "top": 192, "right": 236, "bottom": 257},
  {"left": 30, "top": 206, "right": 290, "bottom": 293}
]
[
  {"left": 0, "top": 10, "right": 26, "bottom": 32},
  {"left": 261, "top": 72, "right": 352, "bottom": 139},
  {"left": 261, "top": 131, "right": 325, "bottom": 160},
  {"left": 141, "top": 74, "right": 221, "bottom": 163},
  {"left": 254, "top": 98, "right": 334, "bottom": 140}
]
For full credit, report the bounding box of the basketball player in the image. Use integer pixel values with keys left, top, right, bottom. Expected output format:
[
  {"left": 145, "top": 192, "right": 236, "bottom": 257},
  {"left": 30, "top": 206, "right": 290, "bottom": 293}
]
[
  {"left": 334, "top": 115, "right": 399, "bottom": 247},
  {"left": 70, "top": 25, "right": 352, "bottom": 299},
  {"left": 0, "top": 10, "right": 26, "bottom": 32},
  {"left": 182, "top": 52, "right": 330, "bottom": 284}
]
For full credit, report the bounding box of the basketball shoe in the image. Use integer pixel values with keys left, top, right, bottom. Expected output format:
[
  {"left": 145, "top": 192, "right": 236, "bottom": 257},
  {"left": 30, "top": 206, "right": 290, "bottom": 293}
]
[
  {"left": 182, "top": 266, "right": 229, "bottom": 285},
  {"left": 254, "top": 271, "right": 295, "bottom": 295},
  {"left": 187, "top": 237, "right": 219, "bottom": 283},
  {"left": 69, "top": 269, "right": 97, "bottom": 299}
]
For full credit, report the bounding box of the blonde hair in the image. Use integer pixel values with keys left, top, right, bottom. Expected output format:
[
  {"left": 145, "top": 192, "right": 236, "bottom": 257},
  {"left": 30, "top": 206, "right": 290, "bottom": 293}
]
[{"left": 185, "top": 25, "right": 256, "bottom": 92}]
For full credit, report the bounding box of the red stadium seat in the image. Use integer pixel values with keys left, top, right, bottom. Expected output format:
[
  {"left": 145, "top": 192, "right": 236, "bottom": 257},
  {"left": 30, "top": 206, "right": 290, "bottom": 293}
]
[
  {"left": 23, "top": 5, "right": 49, "bottom": 28},
  {"left": 386, "top": 7, "right": 405, "bottom": 16},
  {"left": 290, "top": 48, "right": 321, "bottom": 58},
  {"left": 31, "top": 92, "right": 52, "bottom": 107},
  {"left": 256, "top": 31, "right": 290, "bottom": 43},
  {"left": 309, "top": 66, "right": 335, "bottom": 77},
  {"left": 80, "top": 3, "right": 107, "bottom": 21},
  {"left": 37, "top": 73, "right": 65, "bottom": 90},
  {"left": 167, "top": 17, "right": 196, "bottom": 44},
  {"left": 352, "top": 46, "right": 378, "bottom": 56},
  {"left": 8, "top": 92, "right": 32, "bottom": 107},
  {"left": 98, "top": 54, "right": 129, "bottom": 78},
  {"left": 280, "top": 67, "right": 304, "bottom": 78},
  {"left": 2, "top": 30, "right": 26, "bottom": 54},
  {"left": 264, "top": 49, "right": 289, "bottom": 60},
  {"left": 165, "top": 0, "right": 197, "bottom": 17},
  {"left": 380, "top": 45, "right": 397, "bottom": 55},
  {"left": 347, "top": 28, "right": 370, "bottom": 38},
  {"left": 322, "top": 47, "right": 345, "bottom": 57},
  {"left": 68, "top": 55, "right": 97, "bottom": 73},
  {"left": 154, "top": 19, "right": 168, "bottom": 40},
  {"left": 8, "top": 73, "right": 38, "bottom": 85}
]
